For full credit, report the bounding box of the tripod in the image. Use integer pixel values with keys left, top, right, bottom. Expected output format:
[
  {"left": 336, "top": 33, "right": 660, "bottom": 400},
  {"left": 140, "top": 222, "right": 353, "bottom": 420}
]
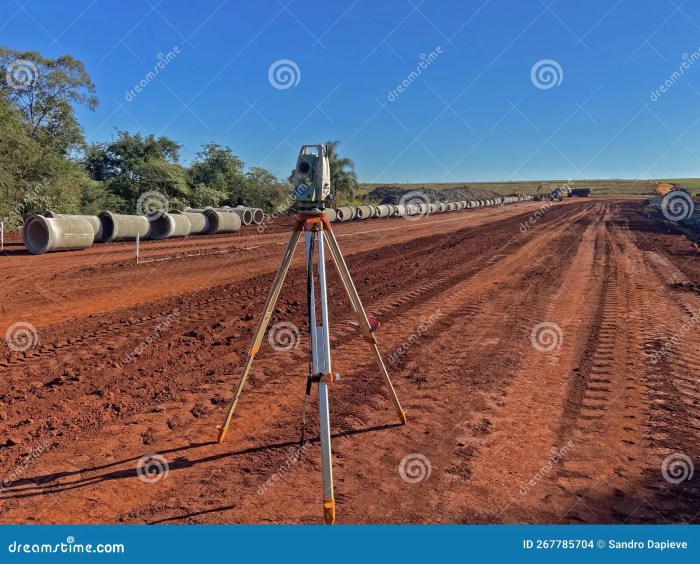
[{"left": 216, "top": 211, "right": 407, "bottom": 524}]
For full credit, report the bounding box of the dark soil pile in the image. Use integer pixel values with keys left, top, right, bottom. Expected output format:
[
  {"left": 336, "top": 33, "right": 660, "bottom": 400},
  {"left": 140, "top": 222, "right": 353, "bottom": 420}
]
[{"left": 362, "top": 185, "right": 502, "bottom": 205}]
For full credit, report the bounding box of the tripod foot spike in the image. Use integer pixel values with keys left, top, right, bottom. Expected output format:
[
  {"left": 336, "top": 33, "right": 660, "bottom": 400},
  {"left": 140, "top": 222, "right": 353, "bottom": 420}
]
[
  {"left": 323, "top": 498, "right": 336, "bottom": 525},
  {"left": 216, "top": 426, "right": 228, "bottom": 444},
  {"left": 400, "top": 409, "right": 407, "bottom": 425}
]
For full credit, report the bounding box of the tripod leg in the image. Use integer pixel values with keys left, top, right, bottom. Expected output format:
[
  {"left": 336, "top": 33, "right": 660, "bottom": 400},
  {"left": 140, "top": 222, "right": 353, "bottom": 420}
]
[
  {"left": 316, "top": 232, "right": 335, "bottom": 524},
  {"left": 322, "top": 230, "right": 407, "bottom": 425},
  {"left": 216, "top": 228, "right": 302, "bottom": 443}
]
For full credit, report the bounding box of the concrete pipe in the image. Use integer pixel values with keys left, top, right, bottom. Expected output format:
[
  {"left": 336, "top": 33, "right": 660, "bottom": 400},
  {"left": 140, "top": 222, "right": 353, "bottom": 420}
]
[
  {"left": 357, "top": 205, "right": 376, "bottom": 220},
  {"left": 446, "top": 203, "right": 455, "bottom": 212},
  {"left": 428, "top": 203, "right": 438, "bottom": 214},
  {"left": 393, "top": 204, "right": 406, "bottom": 217},
  {"left": 375, "top": 204, "right": 393, "bottom": 218},
  {"left": 148, "top": 212, "right": 192, "bottom": 240},
  {"left": 335, "top": 206, "right": 354, "bottom": 222},
  {"left": 98, "top": 211, "right": 150, "bottom": 243},
  {"left": 170, "top": 210, "right": 208, "bottom": 235},
  {"left": 234, "top": 206, "right": 264, "bottom": 225},
  {"left": 437, "top": 203, "right": 447, "bottom": 213},
  {"left": 418, "top": 203, "right": 430, "bottom": 216},
  {"left": 45, "top": 211, "right": 102, "bottom": 243},
  {"left": 202, "top": 209, "right": 241, "bottom": 234},
  {"left": 324, "top": 208, "right": 337, "bottom": 223},
  {"left": 24, "top": 214, "right": 95, "bottom": 255},
  {"left": 228, "top": 207, "right": 253, "bottom": 225}
]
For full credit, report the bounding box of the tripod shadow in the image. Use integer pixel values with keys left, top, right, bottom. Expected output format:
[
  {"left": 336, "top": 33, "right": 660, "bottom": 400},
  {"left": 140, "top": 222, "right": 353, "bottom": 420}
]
[{"left": 0, "top": 423, "right": 401, "bottom": 502}]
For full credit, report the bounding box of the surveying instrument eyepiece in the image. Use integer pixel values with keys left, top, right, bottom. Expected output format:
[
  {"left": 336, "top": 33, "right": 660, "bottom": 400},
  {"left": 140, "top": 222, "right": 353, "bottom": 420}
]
[{"left": 216, "top": 144, "right": 407, "bottom": 524}]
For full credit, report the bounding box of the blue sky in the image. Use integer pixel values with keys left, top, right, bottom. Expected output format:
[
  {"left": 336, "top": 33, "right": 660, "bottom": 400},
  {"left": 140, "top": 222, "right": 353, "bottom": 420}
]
[{"left": 2, "top": 0, "right": 700, "bottom": 182}]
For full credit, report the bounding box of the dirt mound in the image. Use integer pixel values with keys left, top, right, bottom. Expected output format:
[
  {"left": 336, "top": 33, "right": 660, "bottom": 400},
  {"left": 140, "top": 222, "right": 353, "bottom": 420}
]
[{"left": 362, "top": 185, "right": 502, "bottom": 205}]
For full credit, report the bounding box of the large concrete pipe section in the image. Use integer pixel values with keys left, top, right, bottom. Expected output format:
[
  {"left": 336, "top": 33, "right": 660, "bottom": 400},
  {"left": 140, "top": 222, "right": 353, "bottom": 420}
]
[
  {"left": 375, "top": 204, "right": 393, "bottom": 218},
  {"left": 170, "top": 210, "right": 208, "bottom": 235},
  {"left": 45, "top": 211, "right": 102, "bottom": 243},
  {"left": 357, "top": 205, "right": 376, "bottom": 219},
  {"left": 24, "top": 214, "right": 95, "bottom": 255},
  {"left": 202, "top": 209, "right": 241, "bottom": 234},
  {"left": 437, "top": 203, "right": 447, "bottom": 213},
  {"left": 148, "top": 212, "right": 192, "bottom": 240},
  {"left": 98, "top": 211, "right": 150, "bottom": 242},
  {"left": 324, "top": 208, "right": 337, "bottom": 223},
  {"left": 228, "top": 207, "right": 253, "bottom": 225},
  {"left": 335, "top": 206, "right": 355, "bottom": 222},
  {"left": 446, "top": 203, "right": 455, "bottom": 212},
  {"left": 233, "top": 206, "right": 264, "bottom": 225}
]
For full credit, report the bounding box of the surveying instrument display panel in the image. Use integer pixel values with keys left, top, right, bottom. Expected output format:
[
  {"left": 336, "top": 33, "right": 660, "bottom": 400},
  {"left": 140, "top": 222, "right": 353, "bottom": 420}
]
[{"left": 216, "top": 144, "right": 407, "bottom": 524}]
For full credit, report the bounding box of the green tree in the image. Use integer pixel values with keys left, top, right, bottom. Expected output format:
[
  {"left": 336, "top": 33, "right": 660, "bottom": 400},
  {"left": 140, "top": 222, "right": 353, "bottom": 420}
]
[
  {"left": 84, "top": 131, "right": 189, "bottom": 212},
  {"left": 188, "top": 143, "right": 246, "bottom": 202},
  {"left": 0, "top": 46, "right": 97, "bottom": 156},
  {"left": 325, "top": 140, "right": 358, "bottom": 206}
]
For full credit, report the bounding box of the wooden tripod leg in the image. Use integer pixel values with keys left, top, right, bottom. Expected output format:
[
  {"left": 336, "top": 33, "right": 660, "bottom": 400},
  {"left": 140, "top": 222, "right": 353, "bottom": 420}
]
[
  {"left": 322, "top": 229, "right": 407, "bottom": 424},
  {"left": 217, "top": 228, "right": 303, "bottom": 443}
]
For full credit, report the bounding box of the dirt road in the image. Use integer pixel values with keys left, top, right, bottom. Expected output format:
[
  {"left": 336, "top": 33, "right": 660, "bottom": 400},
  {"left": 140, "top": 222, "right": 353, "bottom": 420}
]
[{"left": 1, "top": 200, "right": 698, "bottom": 524}]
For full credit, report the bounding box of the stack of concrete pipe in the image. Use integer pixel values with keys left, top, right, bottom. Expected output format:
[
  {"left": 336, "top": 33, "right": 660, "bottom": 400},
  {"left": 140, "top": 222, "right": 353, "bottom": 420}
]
[
  {"left": 328, "top": 194, "right": 533, "bottom": 224},
  {"left": 22, "top": 196, "right": 535, "bottom": 254}
]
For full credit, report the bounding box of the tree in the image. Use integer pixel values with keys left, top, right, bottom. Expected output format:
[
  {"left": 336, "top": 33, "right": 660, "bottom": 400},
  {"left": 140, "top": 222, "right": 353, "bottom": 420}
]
[
  {"left": 84, "top": 131, "right": 189, "bottom": 212},
  {"left": 325, "top": 140, "right": 358, "bottom": 206},
  {"left": 0, "top": 47, "right": 97, "bottom": 156},
  {"left": 188, "top": 143, "right": 246, "bottom": 202},
  {"left": 243, "top": 166, "right": 289, "bottom": 210}
]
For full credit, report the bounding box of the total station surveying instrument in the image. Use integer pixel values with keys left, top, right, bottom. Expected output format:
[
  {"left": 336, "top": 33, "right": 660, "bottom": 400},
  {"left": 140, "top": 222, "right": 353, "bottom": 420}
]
[{"left": 216, "top": 144, "right": 407, "bottom": 524}]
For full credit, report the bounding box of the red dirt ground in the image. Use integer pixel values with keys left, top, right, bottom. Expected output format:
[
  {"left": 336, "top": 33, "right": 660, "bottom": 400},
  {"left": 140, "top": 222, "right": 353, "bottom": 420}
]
[{"left": 1, "top": 200, "right": 698, "bottom": 524}]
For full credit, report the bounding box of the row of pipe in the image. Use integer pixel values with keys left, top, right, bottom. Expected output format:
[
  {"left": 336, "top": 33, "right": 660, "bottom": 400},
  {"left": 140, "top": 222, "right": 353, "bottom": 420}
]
[
  {"left": 330, "top": 195, "right": 532, "bottom": 223},
  {"left": 22, "top": 196, "right": 530, "bottom": 254},
  {"left": 23, "top": 205, "right": 265, "bottom": 254}
]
